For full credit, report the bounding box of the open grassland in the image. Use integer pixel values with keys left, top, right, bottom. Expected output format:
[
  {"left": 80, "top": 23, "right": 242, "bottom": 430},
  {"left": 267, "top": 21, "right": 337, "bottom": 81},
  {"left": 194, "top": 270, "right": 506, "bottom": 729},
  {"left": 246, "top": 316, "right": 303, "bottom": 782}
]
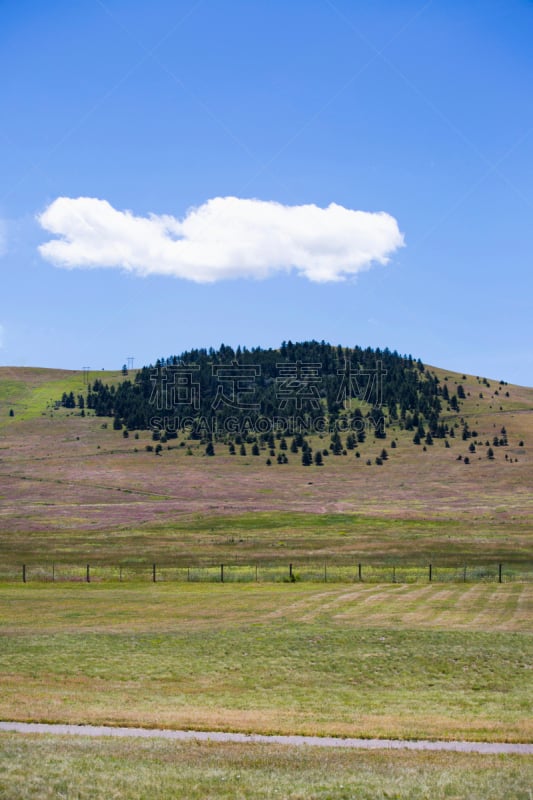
[
  {"left": 0, "top": 735, "right": 532, "bottom": 800},
  {"left": 1, "top": 367, "right": 532, "bottom": 796},
  {"left": 0, "top": 366, "right": 531, "bottom": 569},
  {"left": 0, "top": 511, "right": 530, "bottom": 570},
  {"left": 0, "top": 583, "right": 531, "bottom": 743}
]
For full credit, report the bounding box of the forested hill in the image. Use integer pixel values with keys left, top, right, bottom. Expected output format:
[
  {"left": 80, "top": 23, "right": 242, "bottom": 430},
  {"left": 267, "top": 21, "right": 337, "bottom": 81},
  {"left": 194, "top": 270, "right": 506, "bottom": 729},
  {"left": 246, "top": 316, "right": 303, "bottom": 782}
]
[{"left": 71, "top": 341, "right": 457, "bottom": 440}]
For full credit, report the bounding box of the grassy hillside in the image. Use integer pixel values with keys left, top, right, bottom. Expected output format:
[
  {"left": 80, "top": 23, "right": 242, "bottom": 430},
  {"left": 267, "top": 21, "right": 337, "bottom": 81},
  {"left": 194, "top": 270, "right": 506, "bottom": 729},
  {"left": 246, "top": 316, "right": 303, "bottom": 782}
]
[
  {"left": 0, "top": 363, "right": 531, "bottom": 567},
  {"left": 0, "top": 367, "right": 133, "bottom": 424}
]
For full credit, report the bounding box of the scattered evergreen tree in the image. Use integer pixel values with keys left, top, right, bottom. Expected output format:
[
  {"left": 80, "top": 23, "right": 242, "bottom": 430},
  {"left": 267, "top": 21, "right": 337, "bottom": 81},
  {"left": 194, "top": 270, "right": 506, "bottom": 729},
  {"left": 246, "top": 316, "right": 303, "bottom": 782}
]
[
  {"left": 314, "top": 450, "right": 323, "bottom": 466},
  {"left": 205, "top": 441, "right": 215, "bottom": 456},
  {"left": 330, "top": 431, "right": 343, "bottom": 455},
  {"left": 301, "top": 449, "right": 312, "bottom": 466},
  {"left": 346, "top": 433, "right": 356, "bottom": 450}
]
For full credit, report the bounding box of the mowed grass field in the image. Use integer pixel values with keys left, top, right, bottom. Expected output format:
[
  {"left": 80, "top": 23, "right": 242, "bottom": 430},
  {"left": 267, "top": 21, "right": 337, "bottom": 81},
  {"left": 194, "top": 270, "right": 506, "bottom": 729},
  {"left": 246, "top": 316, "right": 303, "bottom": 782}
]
[
  {"left": 0, "top": 734, "right": 532, "bottom": 800},
  {"left": 0, "top": 582, "right": 531, "bottom": 743}
]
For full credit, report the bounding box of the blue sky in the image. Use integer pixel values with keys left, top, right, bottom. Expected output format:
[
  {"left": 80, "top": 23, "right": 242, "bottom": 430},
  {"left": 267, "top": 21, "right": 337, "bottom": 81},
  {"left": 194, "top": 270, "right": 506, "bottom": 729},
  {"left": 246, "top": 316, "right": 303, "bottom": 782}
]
[{"left": 1, "top": 0, "right": 532, "bottom": 383}]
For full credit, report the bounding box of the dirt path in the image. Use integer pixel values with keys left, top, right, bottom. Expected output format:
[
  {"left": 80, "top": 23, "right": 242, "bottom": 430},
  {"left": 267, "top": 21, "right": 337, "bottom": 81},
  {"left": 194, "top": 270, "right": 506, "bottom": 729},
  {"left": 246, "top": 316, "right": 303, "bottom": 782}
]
[{"left": 1, "top": 722, "right": 531, "bottom": 755}]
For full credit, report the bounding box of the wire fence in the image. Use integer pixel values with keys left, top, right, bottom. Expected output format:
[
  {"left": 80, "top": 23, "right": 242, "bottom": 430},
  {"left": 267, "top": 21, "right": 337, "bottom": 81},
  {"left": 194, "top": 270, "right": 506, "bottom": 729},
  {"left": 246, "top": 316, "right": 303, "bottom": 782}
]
[{"left": 1, "top": 561, "right": 532, "bottom": 585}]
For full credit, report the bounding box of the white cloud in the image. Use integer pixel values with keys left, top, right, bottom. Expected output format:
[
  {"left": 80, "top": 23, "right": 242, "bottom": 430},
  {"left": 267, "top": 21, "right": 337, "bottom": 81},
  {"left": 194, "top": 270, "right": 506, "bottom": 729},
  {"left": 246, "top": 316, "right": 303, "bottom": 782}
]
[{"left": 37, "top": 196, "right": 405, "bottom": 283}]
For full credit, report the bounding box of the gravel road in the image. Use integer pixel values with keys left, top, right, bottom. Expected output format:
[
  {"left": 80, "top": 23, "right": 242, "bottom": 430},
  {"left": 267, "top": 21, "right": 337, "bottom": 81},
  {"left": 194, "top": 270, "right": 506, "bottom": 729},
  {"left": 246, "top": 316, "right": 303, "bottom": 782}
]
[{"left": 1, "top": 722, "right": 531, "bottom": 755}]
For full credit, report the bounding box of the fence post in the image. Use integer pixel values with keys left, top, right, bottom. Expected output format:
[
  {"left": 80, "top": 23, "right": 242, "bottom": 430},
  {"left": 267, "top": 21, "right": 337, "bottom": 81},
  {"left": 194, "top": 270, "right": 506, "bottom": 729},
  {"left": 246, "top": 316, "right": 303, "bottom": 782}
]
[
  {"left": 429, "top": 563, "right": 432, "bottom": 583},
  {"left": 187, "top": 567, "right": 190, "bottom": 582},
  {"left": 220, "top": 564, "right": 224, "bottom": 583},
  {"left": 289, "top": 563, "right": 293, "bottom": 581},
  {"left": 86, "top": 564, "right": 90, "bottom": 583},
  {"left": 498, "top": 563, "right": 503, "bottom": 584},
  {"left": 152, "top": 563, "right": 156, "bottom": 583},
  {"left": 255, "top": 564, "right": 258, "bottom": 582},
  {"left": 358, "top": 563, "right": 362, "bottom": 582},
  {"left": 324, "top": 561, "right": 327, "bottom": 582},
  {"left": 22, "top": 564, "right": 26, "bottom": 584}
]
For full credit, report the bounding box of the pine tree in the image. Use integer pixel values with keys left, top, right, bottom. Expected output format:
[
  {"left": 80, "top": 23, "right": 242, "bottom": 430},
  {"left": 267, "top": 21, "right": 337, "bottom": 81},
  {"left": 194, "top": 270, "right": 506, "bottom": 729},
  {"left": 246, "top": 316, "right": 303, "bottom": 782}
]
[
  {"left": 301, "top": 449, "right": 312, "bottom": 466},
  {"left": 330, "top": 431, "right": 343, "bottom": 455}
]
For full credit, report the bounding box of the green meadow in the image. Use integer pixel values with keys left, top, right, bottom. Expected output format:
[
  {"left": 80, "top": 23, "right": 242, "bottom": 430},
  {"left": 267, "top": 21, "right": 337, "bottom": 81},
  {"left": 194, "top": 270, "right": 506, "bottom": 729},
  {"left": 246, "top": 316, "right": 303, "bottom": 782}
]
[
  {"left": 0, "top": 582, "right": 531, "bottom": 743},
  {"left": 0, "top": 734, "right": 531, "bottom": 800}
]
